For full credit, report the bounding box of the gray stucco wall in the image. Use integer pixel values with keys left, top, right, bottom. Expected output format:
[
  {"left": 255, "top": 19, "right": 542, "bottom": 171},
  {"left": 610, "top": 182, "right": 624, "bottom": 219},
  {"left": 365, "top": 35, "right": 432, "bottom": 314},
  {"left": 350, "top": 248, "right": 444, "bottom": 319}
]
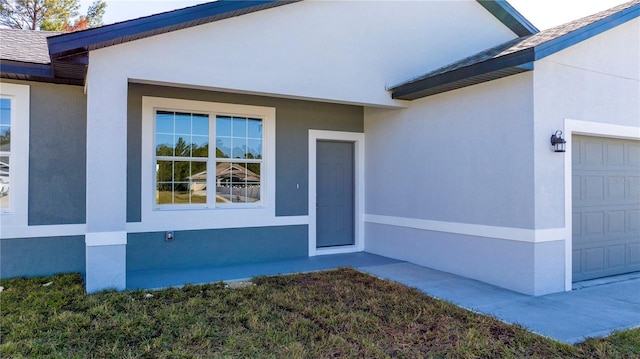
[
  {"left": 127, "top": 83, "right": 363, "bottom": 222},
  {"left": 17, "top": 81, "right": 86, "bottom": 225},
  {"left": 365, "top": 73, "right": 535, "bottom": 228},
  {"left": 127, "top": 225, "right": 308, "bottom": 272},
  {"left": 0, "top": 235, "right": 85, "bottom": 278}
]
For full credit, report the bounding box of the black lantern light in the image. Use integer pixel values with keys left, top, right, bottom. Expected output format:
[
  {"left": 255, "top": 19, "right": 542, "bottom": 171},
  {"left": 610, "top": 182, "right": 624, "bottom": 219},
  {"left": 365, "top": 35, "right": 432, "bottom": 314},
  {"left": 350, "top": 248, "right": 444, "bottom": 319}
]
[{"left": 550, "top": 130, "right": 566, "bottom": 152}]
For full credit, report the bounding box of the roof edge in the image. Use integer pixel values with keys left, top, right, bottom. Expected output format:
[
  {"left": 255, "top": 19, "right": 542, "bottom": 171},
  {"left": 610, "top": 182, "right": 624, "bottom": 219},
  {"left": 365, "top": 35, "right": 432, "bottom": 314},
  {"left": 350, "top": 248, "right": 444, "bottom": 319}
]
[
  {"left": 47, "top": 0, "right": 298, "bottom": 60},
  {"left": 533, "top": 3, "right": 640, "bottom": 61},
  {"left": 391, "top": 50, "right": 534, "bottom": 100},
  {"left": 477, "top": 0, "right": 539, "bottom": 36}
]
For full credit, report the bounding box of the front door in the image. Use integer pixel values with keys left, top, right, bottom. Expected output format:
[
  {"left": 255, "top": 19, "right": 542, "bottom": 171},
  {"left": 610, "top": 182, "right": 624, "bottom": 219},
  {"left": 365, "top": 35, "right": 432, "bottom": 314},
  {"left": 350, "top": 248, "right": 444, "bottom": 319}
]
[{"left": 316, "top": 140, "right": 355, "bottom": 248}]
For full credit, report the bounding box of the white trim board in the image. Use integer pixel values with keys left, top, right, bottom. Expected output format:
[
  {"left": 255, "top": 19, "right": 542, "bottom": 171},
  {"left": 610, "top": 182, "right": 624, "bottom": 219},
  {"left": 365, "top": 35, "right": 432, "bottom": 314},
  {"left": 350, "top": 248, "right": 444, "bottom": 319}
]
[
  {"left": 308, "top": 130, "right": 365, "bottom": 256},
  {"left": 365, "top": 214, "right": 565, "bottom": 243},
  {"left": 0, "top": 224, "right": 85, "bottom": 239},
  {"left": 86, "top": 231, "right": 127, "bottom": 246},
  {"left": 562, "top": 119, "right": 640, "bottom": 291},
  {"left": 0, "top": 83, "right": 29, "bottom": 228}
]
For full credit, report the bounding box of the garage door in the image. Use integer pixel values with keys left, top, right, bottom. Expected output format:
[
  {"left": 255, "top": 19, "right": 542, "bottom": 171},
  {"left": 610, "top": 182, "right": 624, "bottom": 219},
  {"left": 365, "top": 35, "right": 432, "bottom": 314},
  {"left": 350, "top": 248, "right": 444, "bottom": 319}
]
[{"left": 572, "top": 135, "right": 640, "bottom": 282}]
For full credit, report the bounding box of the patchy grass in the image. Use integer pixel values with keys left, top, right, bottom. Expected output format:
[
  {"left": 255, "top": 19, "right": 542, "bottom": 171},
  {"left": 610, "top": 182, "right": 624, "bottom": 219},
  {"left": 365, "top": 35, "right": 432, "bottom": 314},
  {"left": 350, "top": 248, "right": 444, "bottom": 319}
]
[{"left": 1, "top": 268, "right": 638, "bottom": 358}]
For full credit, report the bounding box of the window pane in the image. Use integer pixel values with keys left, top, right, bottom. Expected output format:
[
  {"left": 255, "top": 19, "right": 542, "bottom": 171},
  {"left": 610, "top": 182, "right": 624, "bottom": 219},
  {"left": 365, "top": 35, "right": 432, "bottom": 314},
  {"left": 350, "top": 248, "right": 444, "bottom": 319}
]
[
  {"left": 192, "top": 114, "right": 209, "bottom": 136},
  {"left": 173, "top": 183, "right": 190, "bottom": 204},
  {"left": 216, "top": 162, "right": 260, "bottom": 204},
  {"left": 173, "top": 161, "right": 191, "bottom": 181},
  {"left": 216, "top": 116, "right": 232, "bottom": 137},
  {"left": 190, "top": 161, "right": 207, "bottom": 204},
  {"left": 156, "top": 134, "right": 174, "bottom": 156},
  {"left": 156, "top": 182, "right": 172, "bottom": 204},
  {"left": 232, "top": 117, "right": 246, "bottom": 137},
  {"left": 156, "top": 111, "right": 173, "bottom": 133},
  {"left": 231, "top": 137, "right": 246, "bottom": 159},
  {"left": 247, "top": 118, "right": 262, "bottom": 138},
  {"left": 246, "top": 182, "right": 260, "bottom": 202},
  {"left": 174, "top": 112, "right": 191, "bottom": 134},
  {"left": 174, "top": 136, "right": 191, "bottom": 157},
  {"left": 0, "top": 155, "right": 9, "bottom": 209},
  {"left": 247, "top": 139, "right": 262, "bottom": 159},
  {"left": 156, "top": 160, "right": 173, "bottom": 182},
  {"left": 191, "top": 135, "right": 208, "bottom": 157},
  {"left": 216, "top": 137, "right": 231, "bottom": 158},
  {"left": 215, "top": 162, "right": 231, "bottom": 203}
]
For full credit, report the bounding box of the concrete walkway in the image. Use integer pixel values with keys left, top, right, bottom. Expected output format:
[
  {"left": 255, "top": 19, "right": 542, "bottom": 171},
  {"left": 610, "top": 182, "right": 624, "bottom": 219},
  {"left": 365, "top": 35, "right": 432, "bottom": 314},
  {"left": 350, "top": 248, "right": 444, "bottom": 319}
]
[
  {"left": 359, "top": 261, "right": 640, "bottom": 344},
  {"left": 128, "top": 252, "right": 640, "bottom": 344}
]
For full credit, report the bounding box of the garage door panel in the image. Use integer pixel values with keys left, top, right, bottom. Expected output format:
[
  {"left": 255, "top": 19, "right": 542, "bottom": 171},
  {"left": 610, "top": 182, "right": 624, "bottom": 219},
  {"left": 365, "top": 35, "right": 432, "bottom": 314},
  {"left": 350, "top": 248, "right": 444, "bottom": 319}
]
[
  {"left": 573, "top": 135, "right": 640, "bottom": 282},
  {"left": 607, "top": 210, "right": 625, "bottom": 233},
  {"left": 629, "top": 243, "right": 640, "bottom": 265},
  {"left": 627, "top": 144, "right": 640, "bottom": 165}
]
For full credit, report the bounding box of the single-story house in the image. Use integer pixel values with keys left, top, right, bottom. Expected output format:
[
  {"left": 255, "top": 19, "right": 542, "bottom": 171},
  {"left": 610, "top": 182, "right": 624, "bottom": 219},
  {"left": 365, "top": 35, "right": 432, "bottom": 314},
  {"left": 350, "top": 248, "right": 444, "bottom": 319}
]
[{"left": 1, "top": 0, "right": 638, "bottom": 295}]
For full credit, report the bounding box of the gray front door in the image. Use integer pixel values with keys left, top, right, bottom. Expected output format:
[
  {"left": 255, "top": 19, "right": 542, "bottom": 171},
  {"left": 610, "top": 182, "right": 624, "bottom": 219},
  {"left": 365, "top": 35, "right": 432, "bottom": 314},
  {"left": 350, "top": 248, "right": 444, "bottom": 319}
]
[
  {"left": 572, "top": 135, "right": 640, "bottom": 281},
  {"left": 316, "top": 140, "right": 355, "bottom": 248}
]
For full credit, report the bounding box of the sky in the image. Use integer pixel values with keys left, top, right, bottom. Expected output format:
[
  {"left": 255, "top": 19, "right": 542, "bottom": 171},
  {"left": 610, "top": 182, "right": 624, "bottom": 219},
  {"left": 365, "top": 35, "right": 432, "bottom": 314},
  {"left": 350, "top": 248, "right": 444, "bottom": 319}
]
[{"left": 79, "top": 0, "right": 631, "bottom": 31}]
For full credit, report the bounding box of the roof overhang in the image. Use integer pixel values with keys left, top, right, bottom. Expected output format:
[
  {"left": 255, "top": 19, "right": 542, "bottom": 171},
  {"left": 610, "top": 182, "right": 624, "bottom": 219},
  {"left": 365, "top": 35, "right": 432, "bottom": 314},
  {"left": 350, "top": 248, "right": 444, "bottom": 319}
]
[{"left": 391, "top": 1, "right": 640, "bottom": 101}]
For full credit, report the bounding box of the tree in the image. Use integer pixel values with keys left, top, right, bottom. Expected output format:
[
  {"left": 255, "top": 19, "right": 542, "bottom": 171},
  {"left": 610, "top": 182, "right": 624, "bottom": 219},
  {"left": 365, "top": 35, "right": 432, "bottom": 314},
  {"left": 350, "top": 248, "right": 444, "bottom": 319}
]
[{"left": 0, "top": 0, "right": 106, "bottom": 31}]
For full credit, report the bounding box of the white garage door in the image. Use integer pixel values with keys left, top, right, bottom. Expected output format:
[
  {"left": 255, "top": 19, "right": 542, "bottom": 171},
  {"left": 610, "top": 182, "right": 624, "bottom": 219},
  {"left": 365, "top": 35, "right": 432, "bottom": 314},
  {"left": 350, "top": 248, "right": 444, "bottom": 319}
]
[{"left": 572, "top": 135, "right": 640, "bottom": 282}]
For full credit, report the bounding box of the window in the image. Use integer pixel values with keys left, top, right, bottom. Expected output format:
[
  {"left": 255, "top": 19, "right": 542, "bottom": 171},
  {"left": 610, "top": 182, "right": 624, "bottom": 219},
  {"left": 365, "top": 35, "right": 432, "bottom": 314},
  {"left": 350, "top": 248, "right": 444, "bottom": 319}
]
[
  {"left": 0, "top": 98, "right": 10, "bottom": 209},
  {"left": 147, "top": 97, "right": 273, "bottom": 210},
  {"left": 214, "top": 116, "right": 262, "bottom": 204},
  {"left": 0, "top": 83, "right": 29, "bottom": 223},
  {"left": 155, "top": 111, "right": 210, "bottom": 205}
]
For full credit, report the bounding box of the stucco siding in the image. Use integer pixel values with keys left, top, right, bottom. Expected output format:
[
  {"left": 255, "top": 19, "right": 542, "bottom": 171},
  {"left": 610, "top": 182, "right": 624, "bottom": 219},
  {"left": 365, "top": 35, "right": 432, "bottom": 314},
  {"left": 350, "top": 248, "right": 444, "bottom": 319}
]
[
  {"left": 90, "top": 0, "right": 517, "bottom": 108},
  {"left": 127, "top": 225, "right": 307, "bottom": 273},
  {"left": 532, "top": 17, "right": 640, "bottom": 230},
  {"left": 2, "top": 80, "right": 87, "bottom": 226},
  {"left": 127, "top": 83, "right": 363, "bottom": 222},
  {"left": 0, "top": 235, "right": 85, "bottom": 278},
  {"left": 365, "top": 72, "right": 535, "bottom": 229},
  {"left": 365, "top": 223, "right": 565, "bottom": 295}
]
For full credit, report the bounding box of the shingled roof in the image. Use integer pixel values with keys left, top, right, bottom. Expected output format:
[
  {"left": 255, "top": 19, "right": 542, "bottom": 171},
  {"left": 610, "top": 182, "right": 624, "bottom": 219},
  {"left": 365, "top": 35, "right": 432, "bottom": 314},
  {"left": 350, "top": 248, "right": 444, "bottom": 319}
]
[
  {"left": 391, "top": 0, "right": 640, "bottom": 100},
  {"left": 0, "top": 29, "right": 63, "bottom": 64},
  {"left": 0, "top": 29, "right": 67, "bottom": 83}
]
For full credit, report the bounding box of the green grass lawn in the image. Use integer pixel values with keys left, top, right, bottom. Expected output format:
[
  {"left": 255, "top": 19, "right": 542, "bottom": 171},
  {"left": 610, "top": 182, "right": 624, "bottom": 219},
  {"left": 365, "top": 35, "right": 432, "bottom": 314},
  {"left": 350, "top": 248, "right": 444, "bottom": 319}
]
[{"left": 1, "top": 268, "right": 638, "bottom": 358}]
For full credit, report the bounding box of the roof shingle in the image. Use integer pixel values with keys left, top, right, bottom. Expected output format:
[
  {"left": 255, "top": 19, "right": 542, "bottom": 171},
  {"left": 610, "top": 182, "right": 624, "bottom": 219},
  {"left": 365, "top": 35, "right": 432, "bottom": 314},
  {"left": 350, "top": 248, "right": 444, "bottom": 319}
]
[{"left": 0, "top": 29, "right": 63, "bottom": 64}]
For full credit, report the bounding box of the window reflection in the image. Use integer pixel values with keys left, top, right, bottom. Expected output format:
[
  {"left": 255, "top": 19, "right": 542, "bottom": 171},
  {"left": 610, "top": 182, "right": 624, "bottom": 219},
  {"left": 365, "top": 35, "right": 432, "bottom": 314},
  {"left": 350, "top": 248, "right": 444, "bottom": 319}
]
[{"left": 0, "top": 98, "right": 11, "bottom": 209}]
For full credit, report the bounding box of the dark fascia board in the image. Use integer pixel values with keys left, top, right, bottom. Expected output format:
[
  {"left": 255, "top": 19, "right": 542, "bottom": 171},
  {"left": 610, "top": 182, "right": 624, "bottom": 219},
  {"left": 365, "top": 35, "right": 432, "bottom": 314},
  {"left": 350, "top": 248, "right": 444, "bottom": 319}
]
[
  {"left": 392, "top": 49, "right": 534, "bottom": 100},
  {"left": 47, "top": 0, "right": 296, "bottom": 60},
  {"left": 477, "top": 0, "right": 539, "bottom": 36},
  {"left": 0, "top": 60, "right": 84, "bottom": 85},
  {"left": 533, "top": 3, "right": 640, "bottom": 61},
  {"left": 395, "top": 65, "right": 532, "bottom": 100},
  {"left": 392, "top": 2, "right": 640, "bottom": 100},
  {"left": 0, "top": 60, "right": 54, "bottom": 78}
]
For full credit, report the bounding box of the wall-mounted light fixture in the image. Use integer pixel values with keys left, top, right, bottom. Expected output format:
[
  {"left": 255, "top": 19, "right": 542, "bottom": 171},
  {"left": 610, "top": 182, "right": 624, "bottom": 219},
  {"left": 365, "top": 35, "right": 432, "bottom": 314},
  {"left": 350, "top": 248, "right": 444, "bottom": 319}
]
[{"left": 550, "top": 130, "right": 566, "bottom": 152}]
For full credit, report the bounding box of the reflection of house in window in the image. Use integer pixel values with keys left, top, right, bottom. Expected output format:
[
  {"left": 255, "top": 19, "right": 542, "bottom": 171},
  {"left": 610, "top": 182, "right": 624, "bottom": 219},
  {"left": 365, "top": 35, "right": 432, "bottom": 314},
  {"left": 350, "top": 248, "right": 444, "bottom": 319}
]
[
  {"left": 0, "top": 97, "right": 11, "bottom": 209},
  {"left": 187, "top": 163, "right": 261, "bottom": 204}
]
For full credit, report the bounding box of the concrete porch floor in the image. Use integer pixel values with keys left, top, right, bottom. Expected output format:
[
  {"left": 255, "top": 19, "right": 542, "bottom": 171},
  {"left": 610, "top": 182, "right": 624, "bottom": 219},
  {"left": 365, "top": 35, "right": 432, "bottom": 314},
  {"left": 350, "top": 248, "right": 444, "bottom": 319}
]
[{"left": 127, "top": 252, "right": 640, "bottom": 344}]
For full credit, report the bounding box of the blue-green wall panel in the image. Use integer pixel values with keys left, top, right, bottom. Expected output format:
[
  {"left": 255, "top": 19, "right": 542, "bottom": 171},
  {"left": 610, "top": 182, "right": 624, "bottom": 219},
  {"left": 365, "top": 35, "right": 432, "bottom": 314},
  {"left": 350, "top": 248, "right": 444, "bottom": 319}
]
[
  {"left": 127, "top": 225, "right": 308, "bottom": 272},
  {"left": 0, "top": 236, "right": 85, "bottom": 278},
  {"left": 127, "top": 84, "right": 363, "bottom": 222}
]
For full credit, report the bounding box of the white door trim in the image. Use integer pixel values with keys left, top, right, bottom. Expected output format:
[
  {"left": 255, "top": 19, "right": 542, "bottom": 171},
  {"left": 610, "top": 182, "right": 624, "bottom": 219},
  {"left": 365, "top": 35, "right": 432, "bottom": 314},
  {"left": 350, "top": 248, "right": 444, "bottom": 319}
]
[
  {"left": 308, "top": 130, "right": 365, "bottom": 256},
  {"left": 563, "top": 119, "right": 640, "bottom": 290}
]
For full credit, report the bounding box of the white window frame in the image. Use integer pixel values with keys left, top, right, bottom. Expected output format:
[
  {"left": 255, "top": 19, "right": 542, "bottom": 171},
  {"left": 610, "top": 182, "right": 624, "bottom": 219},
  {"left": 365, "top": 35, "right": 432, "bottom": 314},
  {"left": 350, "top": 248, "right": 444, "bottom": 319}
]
[
  {"left": 0, "top": 83, "right": 29, "bottom": 228},
  {"left": 139, "top": 97, "right": 276, "bottom": 230}
]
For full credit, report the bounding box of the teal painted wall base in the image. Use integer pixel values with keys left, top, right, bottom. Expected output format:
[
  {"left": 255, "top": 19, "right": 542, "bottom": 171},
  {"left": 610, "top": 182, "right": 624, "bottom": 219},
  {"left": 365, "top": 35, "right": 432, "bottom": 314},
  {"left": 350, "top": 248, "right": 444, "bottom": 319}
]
[
  {"left": 127, "top": 225, "right": 308, "bottom": 273},
  {"left": 0, "top": 236, "right": 85, "bottom": 278}
]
